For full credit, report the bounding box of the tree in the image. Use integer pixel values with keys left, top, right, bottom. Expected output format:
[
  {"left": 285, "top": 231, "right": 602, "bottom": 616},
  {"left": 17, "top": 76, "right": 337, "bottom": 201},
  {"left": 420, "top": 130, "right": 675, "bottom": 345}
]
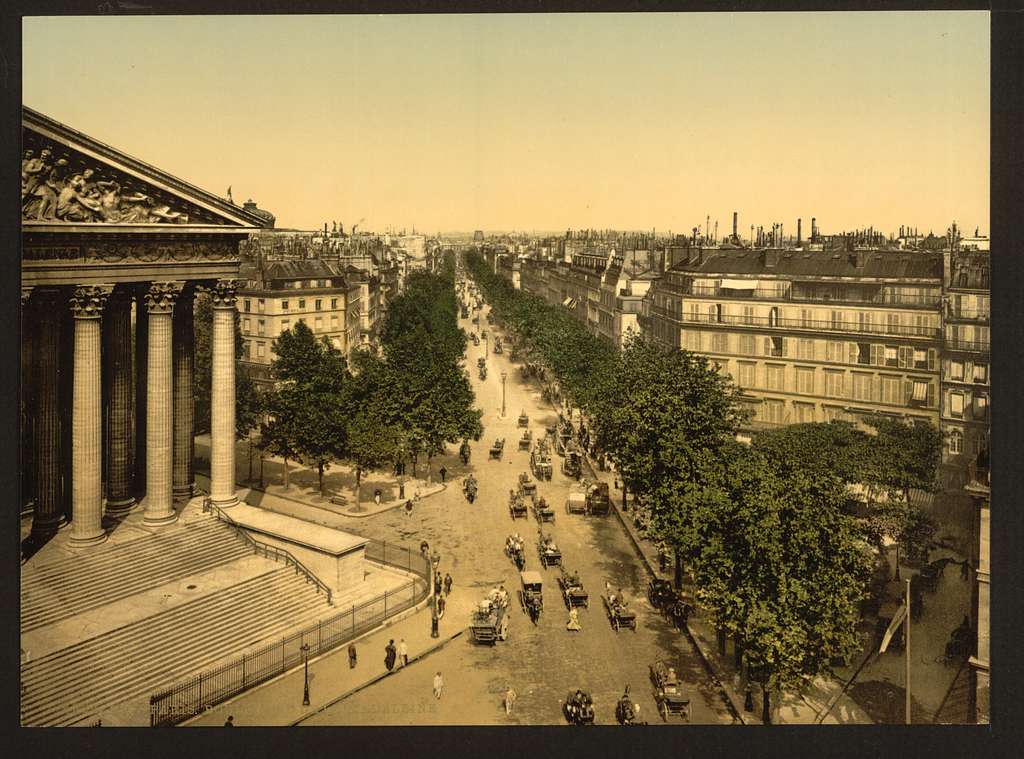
[
  {"left": 687, "top": 447, "right": 874, "bottom": 722},
  {"left": 260, "top": 321, "right": 351, "bottom": 497}
]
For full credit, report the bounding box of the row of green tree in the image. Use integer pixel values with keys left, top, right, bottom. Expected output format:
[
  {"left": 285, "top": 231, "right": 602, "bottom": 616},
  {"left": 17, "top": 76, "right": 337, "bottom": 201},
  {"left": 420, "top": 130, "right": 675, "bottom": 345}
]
[
  {"left": 466, "top": 250, "right": 942, "bottom": 722},
  {"left": 195, "top": 266, "right": 481, "bottom": 507}
]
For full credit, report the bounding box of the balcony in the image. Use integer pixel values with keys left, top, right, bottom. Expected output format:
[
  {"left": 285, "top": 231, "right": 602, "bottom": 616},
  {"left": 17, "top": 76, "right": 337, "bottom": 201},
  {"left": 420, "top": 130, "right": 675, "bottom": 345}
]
[
  {"left": 946, "top": 337, "right": 991, "bottom": 355},
  {"left": 946, "top": 308, "right": 990, "bottom": 322},
  {"left": 669, "top": 311, "right": 940, "bottom": 339},
  {"left": 687, "top": 285, "right": 941, "bottom": 308},
  {"left": 966, "top": 457, "right": 991, "bottom": 492}
]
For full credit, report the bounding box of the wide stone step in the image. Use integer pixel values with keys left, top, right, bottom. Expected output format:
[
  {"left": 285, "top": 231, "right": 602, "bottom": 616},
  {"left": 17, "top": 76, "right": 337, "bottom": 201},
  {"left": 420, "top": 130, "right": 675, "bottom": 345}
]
[{"left": 20, "top": 569, "right": 330, "bottom": 726}]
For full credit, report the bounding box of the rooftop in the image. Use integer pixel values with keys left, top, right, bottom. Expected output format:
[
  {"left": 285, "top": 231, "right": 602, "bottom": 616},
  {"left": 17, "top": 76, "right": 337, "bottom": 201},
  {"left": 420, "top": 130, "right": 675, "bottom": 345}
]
[{"left": 669, "top": 248, "right": 943, "bottom": 280}]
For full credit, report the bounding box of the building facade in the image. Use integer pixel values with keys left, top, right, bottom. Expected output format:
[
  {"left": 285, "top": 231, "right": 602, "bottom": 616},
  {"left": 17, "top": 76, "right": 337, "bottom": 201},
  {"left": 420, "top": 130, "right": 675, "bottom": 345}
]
[{"left": 20, "top": 107, "right": 261, "bottom": 545}]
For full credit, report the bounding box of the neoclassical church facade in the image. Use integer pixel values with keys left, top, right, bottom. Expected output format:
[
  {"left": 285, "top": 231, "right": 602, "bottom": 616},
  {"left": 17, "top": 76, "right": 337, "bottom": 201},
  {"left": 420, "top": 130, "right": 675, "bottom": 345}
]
[{"left": 20, "top": 106, "right": 271, "bottom": 548}]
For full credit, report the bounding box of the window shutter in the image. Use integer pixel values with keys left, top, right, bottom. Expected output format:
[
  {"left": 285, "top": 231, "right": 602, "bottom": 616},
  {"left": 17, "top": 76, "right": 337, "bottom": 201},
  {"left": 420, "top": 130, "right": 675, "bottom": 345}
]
[
  {"left": 927, "top": 382, "right": 936, "bottom": 408},
  {"left": 871, "top": 344, "right": 883, "bottom": 366},
  {"left": 903, "top": 379, "right": 913, "bottom": 405},
  {"left": 782, "top": 338, "right": 789, "bottom": 357},
  {"left": 927, "top": 348, "right": 937, "bottom": 371},
  {"left": 764, "top": 338, "right": 771, "bottom": 356},
  {"left": 848, "top": 342, "right": 858, "bottom": 364}
]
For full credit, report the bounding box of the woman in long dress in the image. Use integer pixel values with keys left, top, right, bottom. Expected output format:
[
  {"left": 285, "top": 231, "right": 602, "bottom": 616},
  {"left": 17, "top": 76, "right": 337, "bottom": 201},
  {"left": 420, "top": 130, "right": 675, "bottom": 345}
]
[{"left": 566, "top": 607, "right": 581, "bottom": 631}]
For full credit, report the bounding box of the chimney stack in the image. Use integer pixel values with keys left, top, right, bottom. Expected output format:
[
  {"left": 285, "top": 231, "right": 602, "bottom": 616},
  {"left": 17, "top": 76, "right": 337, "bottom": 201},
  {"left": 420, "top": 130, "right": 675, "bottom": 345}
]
[
  {"left": 797, "top": 218, "right": 802, "bottom": 246},
  {"left": 811, "top": 217, "right": 817, "bottom": 242},
  {"left": 733, "top": 212, "right": 738, "bottom": 239}
]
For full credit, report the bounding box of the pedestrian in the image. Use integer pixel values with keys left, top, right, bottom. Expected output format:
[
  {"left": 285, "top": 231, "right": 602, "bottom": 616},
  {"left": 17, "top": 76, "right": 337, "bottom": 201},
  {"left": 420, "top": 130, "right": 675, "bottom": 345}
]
[
  {"left": 399, "top": 638, "right": 408, "bottom": 667},
  {"left": 405, "top": 499, "right": 413, "bottom": 517},
  {"left": 439, "top": 466, "right": 447, "bottom": 483},
  {"left": 431, "top": 608, "right": 440, "bottom": 638},
  {"left": 348, "top": 643, "right": 357, "bottom": 669},
  {"left": 437, "top": 593, "right": 446, "bottom": 618},
  {"left": 374, "top": 489, "right": 382, "bottom": 506},
  {"left": 504, "top": 685, "right": 517, "bottom": 716},
  {"left": 444, "top": 572, "right": 453, "bottom": 596},
  {"left": 224, "top": 715, "right": 234, "bottom": 727},
  {"left": 432, "top": 671, "right": 444, "bottom": 699},
  {"left": 434, "top": 573, "right": 442, "bottom": 596},
  {"left": 385, "top": 639, "right": 397, "bottom": 672}
]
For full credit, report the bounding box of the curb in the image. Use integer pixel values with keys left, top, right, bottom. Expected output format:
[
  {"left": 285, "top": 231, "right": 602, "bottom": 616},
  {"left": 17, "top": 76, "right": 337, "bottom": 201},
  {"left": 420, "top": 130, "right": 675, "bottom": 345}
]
[
  {"left": 339, "top": 484, "right": 449, "bottom": 518},
  {"left": 289, "top": 629, "right": 468, "bottom": 725}
]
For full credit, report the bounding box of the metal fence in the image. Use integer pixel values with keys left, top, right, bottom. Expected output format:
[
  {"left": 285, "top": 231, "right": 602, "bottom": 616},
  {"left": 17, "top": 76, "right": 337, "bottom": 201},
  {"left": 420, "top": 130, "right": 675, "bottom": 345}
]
[{"left": 149, "top": 539, "right": 430, "bottom": 727}]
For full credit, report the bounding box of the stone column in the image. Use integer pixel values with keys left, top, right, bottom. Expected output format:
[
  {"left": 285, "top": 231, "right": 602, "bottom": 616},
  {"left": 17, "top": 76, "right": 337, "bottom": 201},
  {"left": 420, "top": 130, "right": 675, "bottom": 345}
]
[
  {"left": 143, "top": 282, "right": 182, "bottom": 526},
  {"left": 104, "top": 288, "right": 136, "bottom": 515},
  {"left": 172, "top": 285, "right": 196, "bottom": 501},
  {"left": 209, "top": 279, "right": 239, "bottom": 508},
  {"left": 30, "top": 289, "right": 65, "bottom": 539},
  {"left": 69, "top": 285, "right": 113, "bottom": 547},
  {"left": 134, "top": 288, "right": 149, "bottom": 499}
]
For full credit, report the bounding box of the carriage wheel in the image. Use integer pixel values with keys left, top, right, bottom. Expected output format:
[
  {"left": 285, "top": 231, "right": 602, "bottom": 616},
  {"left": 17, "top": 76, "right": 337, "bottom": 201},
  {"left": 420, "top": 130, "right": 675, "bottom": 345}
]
[{"left": 660, "top": 702, "right": 669, "bottom": 722}]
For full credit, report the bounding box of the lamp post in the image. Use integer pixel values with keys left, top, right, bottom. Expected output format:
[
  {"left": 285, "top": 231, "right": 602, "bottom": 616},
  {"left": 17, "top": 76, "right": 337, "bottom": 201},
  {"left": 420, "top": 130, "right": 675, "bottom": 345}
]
[
  {"left": 301, "top": 642, "right": 310, "bottom": 705},
  {"left": 501, "top": 371, "right": 507, "bottom": 418}
]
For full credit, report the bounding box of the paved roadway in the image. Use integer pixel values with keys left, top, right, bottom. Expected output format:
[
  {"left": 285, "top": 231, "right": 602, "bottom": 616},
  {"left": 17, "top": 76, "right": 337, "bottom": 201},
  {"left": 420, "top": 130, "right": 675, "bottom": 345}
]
[{"left": 305, "top": 301, "right": 735, "bottom": 726}]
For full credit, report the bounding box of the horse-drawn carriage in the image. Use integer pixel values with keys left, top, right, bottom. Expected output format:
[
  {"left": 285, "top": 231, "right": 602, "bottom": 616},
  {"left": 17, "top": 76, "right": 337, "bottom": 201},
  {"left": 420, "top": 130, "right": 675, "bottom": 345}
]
[
  {"left": 650, "top": 661, "right": 690, "bottom": 721},
  {"left": 585, "top": 481, "right": 611, "bottom": 516},
  {"left": 519, "top": 570, "right": 544, "bottom": 623},
  {"left": 530, "top": 443, "right": 553, "bottom": 481},
  {"left": 517, "top": 472, "right": 537, "bottom": 506},
  {"left": 615, "top": 689, "right": 643, "bottom": 726},
  {"left": 533, "top": 496, "right": 556, "bottom": 523},
  {"left": 462, "top": 474, "right": 478, "bottom": 503},
  {"left": 494, "top": 341, "right": 503, "bottom": 354},
  {"left": 505, "top": 534, "right": 526, "bottom": 570},
  {"left": 470, "top": 599, "right": 509, "bottom": 645},
  {"left": 602, "top": 591, "right": 637, "bottom": 631},
  {"left": 459, "top": 440, "right": 471, "bottom": 465},
  {"left": 566, "top": 489, "right": 588, "bottom": 515},
  {"left": 518, "top": 428, "right": 533, "bottom": 451},
  {"left": 558, "top": 568, "right": 589, "bottom": 608},
  {"left": 489, "top": 438, "right": 505, "bottom": 460},
  {"left": 562, "top": 448, "right": 582, "bottom": 479},
  {"left": 509, "top": 491, "right": 528, "bottom": 520},
  {"left": 471, "top": 333, "right": 479, "bottom": 346},
  {"left": 538, "top": 533, "right": 562, "bottom": 568},
  {"left": 518, "top": 410, "right": 529, "bottom": 428},
  {"left": 563, "top": 690, "right": 595, "bottom": 725},
  {"left": 479, "top": 364, "right": 487, "bottom": 380}
]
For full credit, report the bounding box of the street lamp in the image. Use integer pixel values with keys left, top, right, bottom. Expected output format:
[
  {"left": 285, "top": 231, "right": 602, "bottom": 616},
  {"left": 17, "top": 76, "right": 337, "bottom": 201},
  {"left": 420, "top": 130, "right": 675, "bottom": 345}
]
[
  {"left": 501, "top": 371, "right": 507, "bottom": 418},
  {"left": 301, "top": 642, "right": 311, "bottom": 705}
]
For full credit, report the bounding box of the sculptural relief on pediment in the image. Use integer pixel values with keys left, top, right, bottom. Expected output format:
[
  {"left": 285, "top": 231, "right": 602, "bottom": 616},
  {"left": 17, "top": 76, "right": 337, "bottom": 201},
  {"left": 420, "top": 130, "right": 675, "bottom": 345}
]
[{"left": 21, "top": 131, "right": 228, "bottom": 226}]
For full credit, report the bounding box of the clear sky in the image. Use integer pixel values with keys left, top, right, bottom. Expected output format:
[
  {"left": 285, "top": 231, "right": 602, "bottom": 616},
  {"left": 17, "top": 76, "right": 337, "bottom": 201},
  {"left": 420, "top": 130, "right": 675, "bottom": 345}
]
[{"left": 23, "top": 12, "right": 989, "bottom": 236}]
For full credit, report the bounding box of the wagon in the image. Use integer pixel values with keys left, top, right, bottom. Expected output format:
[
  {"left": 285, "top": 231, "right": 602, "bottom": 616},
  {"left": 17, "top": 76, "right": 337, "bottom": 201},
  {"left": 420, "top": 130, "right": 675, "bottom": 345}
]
[
  {"left": 477, "top": 357, "right": 486, "bottom": 369},
  {"left": 519, "top": 570, "right": 544, "bottom": 622},
  {"left": 518, "top": 411, "right": 529, "bottom": 428},
  {"left": 470, "top": 600, "right": 509, "bottom": 645},
  {"left": 586, "top": 482, "right": 611, "bottom": 516},
  {"left": 602, "top": 594, "right": 637, "bottom": 631},
  {"left": 648, "top": 578, "right": 675, "bottom": 611},
  {"left": 509, "top": 492, "right": 528, "bottom": 520},
  {"left": 533, "top": 496, "right": 555, "bottom": 523},
  {"left": 494, "top": 342, "right": 503, "bottom": 354},
  {"left": 489, "top": 438, "right": 505, "bottom": 460},
  {"left": 563, "top": 689, "right": 595, "bottom": 725},
  {"left": 478, "top": 365, "right": 487, "bottom": 380},
  {"left": 566, "top": 490, "right": 588, "bottom": 515},
  {"left": 649, "top": 660, "right": 690, "bottom": 720},
  {"left": 562, "top": 449, "right": 582, "bottom": 479},
  {"left": 530, "top": 447, "right": 553, "bottom": 481},
  {"left": 505, "top": 535, "right": 526, "bottom": 570},
  {"left": 558, "top": 569, "right": 589, "bottom": 608},
  {"left": 538, "top": 534, "right": 562, "bottom": 568},
  {"left": 517, "top": 472, "right": 537, "bottom": 506},
  {"left": 471, "top": 333, "right": 479, "bottom": 345},
  {"left": 518, "top": 429, "right": 533, "bottom": 451}
]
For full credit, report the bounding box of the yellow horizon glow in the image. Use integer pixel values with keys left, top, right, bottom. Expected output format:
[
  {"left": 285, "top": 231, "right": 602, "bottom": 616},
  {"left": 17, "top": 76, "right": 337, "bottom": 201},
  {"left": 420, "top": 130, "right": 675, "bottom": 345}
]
[{"left": 23, "top": 12, "right": 989, "bottom": 236}]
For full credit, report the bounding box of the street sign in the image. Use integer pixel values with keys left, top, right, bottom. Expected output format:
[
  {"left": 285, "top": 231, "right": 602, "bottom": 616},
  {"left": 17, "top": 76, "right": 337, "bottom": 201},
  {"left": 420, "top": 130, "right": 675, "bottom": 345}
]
[{"left": 879, "top": 602, "right": 908, "bottom": 653}]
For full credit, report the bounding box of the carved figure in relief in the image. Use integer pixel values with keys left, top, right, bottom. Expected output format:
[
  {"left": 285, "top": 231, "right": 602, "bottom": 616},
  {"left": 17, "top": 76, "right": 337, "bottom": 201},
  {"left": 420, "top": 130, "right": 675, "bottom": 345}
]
[
  {"left": 29, "top": 158, "right": 70, "bottom": 220},
  {"left": 22, "top": 149, "right": 50, "bottom": 203},
  {"left": 56, "top": 175, "right": 102, "bottom": 222}
]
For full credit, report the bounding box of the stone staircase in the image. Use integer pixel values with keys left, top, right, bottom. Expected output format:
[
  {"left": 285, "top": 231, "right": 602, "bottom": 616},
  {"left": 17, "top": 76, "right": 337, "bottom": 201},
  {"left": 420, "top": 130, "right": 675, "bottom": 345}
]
[
  {"left": 20, "top": 566, "right": 332, "bottom": 726},
  {"left": 21, "top": 514, "right": 252, "bottom": 633}
]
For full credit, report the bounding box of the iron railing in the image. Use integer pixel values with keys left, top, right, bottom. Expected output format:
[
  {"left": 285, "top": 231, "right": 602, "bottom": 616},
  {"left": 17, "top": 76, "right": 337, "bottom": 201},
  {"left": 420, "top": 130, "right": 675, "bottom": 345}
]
[
  {"left": 945, "top": 337, "right": 990, "bottom": 354},
  {"left": 203, "top": 500, "right": 333, "bottom": 605},
  {"left": 149, "top": 538, "right": 429, "bottom": 727},
  {"left": 675, "top": 285, "right": 942, "bottom": 308},
  {"left": 659, "top": 311, "right": 940, "bottom": 339}
]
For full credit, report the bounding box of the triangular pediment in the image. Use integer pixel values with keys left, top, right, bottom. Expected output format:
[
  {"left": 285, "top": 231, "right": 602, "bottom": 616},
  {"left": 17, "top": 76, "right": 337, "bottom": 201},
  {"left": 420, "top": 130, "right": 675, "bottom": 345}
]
[{"left": 21, "top": 107, "right": 265, "bottom": 229}]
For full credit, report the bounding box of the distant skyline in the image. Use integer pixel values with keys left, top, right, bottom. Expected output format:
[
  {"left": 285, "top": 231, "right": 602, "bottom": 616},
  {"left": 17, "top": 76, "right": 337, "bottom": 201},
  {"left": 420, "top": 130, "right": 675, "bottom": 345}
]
[{"left": 23, "top": 13, "right": 989, "bottom": 236}]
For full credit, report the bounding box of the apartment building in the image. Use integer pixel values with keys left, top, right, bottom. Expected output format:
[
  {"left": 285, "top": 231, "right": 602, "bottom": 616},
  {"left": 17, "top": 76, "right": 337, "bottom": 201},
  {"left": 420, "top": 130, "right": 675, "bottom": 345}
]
[
  {"left": 237, "top": 259, "right": 363, "bottom": 385},
  {"left": 641, "top": 247, "right": 945, "bottom": 432}
]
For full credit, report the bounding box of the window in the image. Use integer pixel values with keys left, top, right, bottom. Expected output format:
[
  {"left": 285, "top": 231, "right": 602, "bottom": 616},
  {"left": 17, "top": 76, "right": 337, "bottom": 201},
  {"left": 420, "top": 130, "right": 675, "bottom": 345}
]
[
  {"left": 684, "top": 330, "right": 702, "bottom": 351},
  {"left": 689, "top": 303, "right": 700, "bottom": 321},
  {"left": 766, "top": 364, "right": 785, "bottom": 391},
  {"left": 949, "top": 360, "right": 964, "bottom": 381},
  {"left": 331, "top": 316, "right": 339, "bottom": 329},
  {"left": 830, "top": 310, "right": 844, "bottom": 330},
  {"left": 796, "top": 367, "right": 814, "bottom": 394},
  {"left": 768, "top": 336, "right": 784, "bottom": 357},
  {"left": 948, "top": 430, "right": 963, "bottom": 455},
  {"left": 949, "top": 392, "right": 964, "bottom": 418},
  {"left": 294, "top": 281, "right": 302, "bottom": 290},
  {"left": 715, "top": 304, "right": 723, "bottom": 323},
  {"left": 797, "top": 338, "right": 814, "bottom": 360},
  {"left": 913, "top": 348, "right": 928, "bottom": 369},
  {"left": 282, "top": 299, "right": 292, "bottom": 311},
  {"left": 898, "top": 346, "right": 913, "bottom": 369},
  {"left": 257, "top": 319, "right": 265, "bottom": 336},
  {"left": 973, "top": 363, "right": 988, "bottom": 383},
  {"left": 825, "top": 370, "right": 844, "bottom": 398},
  {"left": 800, "top": 309, "right": 813, "bottom": 328},
  {"left": 258, "top": 298, "right": 265, "bottom": 313},
  {"left": 256, "top": 342, "right": 265, "bottom": 358},
  {"left": 768, "top": 306, "right": 778, "bottom": 327},
  {"left": 314, "top": 317, "right": 323, "bottom": 332},
  {"left": 878, "top": 375, "right": 899, "bottom": 404},
  {"left": 743, "top": 305, "right": 755, "bottom": 325},
  {"left": 281, "top": 319, "right": 291, "bottom": 332},
  {"left": 973, "top": 394, "right": 989, "bottom": 421},
  {"left": 243, "top": 318, "right": 251, "bottom": 332},
  {"left": 884, "top": 346, "right": 898, "bottom": 367},
  {"left": 764, "top": 400, "right": 785, "bottom": 424},
  {"left": 887, "top": 313, "right": 901, "bottom": 333},
  {"left": 858, "top": 312, "right": 874, "bottom": 332},
  {"left": 242, "top": 341, "right": 251, "bottom": 359},
  {"left": 870, "top": 344, "right": 884, "bottom": 366},
  {"left": 739, "top": 335, "right": 756, "bottom": 355},
  {"left": 298, "top": 299, "right": 306, "bottom": 310},
  {"left": 244, "top": 299, "right": 251, "bottom": 313},
  {"left": 712, "top": 332, "right": 728, "bottom": 353},
  {"left": 852, "top": 373, "right": 873, "bottom": 401},
  {"left": 857, "top": 343, "right": 871, "bottom": 365},
  {"left": 315, "top": 299, "right": 322, "bottom": 311},
  {"left": 794, "top": 403, "right": 815, "bottom": 423},
  {"left": 738, "top": 362, "right": 756, "bottom": 387},
  {"left": 331, "top": 298, "right": 338, "bottom": 310},
  {"left": 823, "top": 406, "right": 843, "bottom": 423},
  {"left": 826, "top": 341, "right": 845, "bottom": 362}
]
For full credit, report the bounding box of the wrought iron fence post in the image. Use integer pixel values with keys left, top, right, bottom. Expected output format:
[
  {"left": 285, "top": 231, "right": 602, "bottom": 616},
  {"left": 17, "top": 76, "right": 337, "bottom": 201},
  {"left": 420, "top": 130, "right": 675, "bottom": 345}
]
[
  {"left": 351, "top": 603, "right": 355, "bottom": 634},
  {"left": 384, "top": 589, "right": 388, "bottom": 616},
  {"left": 318, "top": 620, "right": 322, "bottom": 651},
  {"left": 281, "top": 638, "right": 285, "bottom": 675},
  {"left": 242, "top": 653, "right": 246, "bottom": 688}
]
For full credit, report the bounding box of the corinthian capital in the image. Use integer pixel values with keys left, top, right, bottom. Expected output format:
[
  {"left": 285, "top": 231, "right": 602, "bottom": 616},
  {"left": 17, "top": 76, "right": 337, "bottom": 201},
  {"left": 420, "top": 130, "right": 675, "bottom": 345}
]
[
  {"left": 70, "top": 284, "right": 114, "bottom": 318},
  {"left": 207, "top": 278, "right": 240, "bottom": 309},
  {"left": 145, "top": 281, "right": 185, "bottom": 314}
]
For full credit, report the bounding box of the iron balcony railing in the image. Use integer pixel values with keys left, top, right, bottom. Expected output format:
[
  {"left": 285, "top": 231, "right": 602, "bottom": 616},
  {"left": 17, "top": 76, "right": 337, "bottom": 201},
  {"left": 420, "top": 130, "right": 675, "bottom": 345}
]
[
  {"left": 149, "top": 538, "right": 430, "bottom": 727},
  {"left": 945, "top": 337, "right": 991, "bottom": 353},
  {"left": 686, "top": 285, "right": 942, "bottom": 308},
  {"left": 650, "top": 308, "right": 940, "bottom": 339},
  {"left": 945, "top": 309, "right": 990, "bottom": 322}
]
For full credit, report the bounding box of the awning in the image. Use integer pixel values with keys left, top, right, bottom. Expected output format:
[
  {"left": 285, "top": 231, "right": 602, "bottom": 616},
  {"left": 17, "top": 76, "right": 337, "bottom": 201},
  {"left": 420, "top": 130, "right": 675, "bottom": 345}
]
[
  {"left": 720, "top": 278, "right": 758, "bottom": 290},
  {"left": 562, "top": 297, "right": 573, "bottom": 307}
]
